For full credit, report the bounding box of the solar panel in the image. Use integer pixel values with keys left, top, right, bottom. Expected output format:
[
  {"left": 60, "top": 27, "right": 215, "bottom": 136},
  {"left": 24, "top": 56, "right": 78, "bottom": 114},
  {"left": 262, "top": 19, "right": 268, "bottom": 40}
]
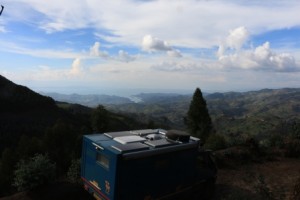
[
  {"left": 104, "top": 131, "right": 133, "bottom": 138},
  {"left": 111, "top": 143, "right": 149, "bottom": 153},
  {"left": 144, "top": 139, "right": 176, "bottom": 148},
  {"left": 113, "top": 136, "right": 146, "bottom": 144},
  {"left": 131, "top": 129, "right": 159, "bottom": 136}
]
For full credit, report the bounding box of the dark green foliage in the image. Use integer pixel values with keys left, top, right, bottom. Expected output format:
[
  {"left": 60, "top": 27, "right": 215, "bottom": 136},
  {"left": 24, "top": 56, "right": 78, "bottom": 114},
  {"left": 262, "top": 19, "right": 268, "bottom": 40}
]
[
  {"left": 67, "top": 159, "right": 81, "bottom": 185},
  {"left": 284, "top": 137, "right": 300, "bottom": 158},
  {"left": 13, "top": 154, "right": 56, "bottom": 192},
  {"left": 17, "top": 135, "right": 43, "bottom": 160},
  {"left": 0, "top": 148, "right": 17, "bottom": 196},
  {"left": 0, "top": 75, "right": 149, "bottom": 197},
  {"left": 44, "top": 120, "right": 79, "bottom": 174},
  {"left": 91, "top": 105, "right": 109, "bottom": 132},
  {"left": 205, "top": 133, "right": 227, "bottom": 150},
  {"left": 186, "top": 88, "right": 213, "bottom": 142}
]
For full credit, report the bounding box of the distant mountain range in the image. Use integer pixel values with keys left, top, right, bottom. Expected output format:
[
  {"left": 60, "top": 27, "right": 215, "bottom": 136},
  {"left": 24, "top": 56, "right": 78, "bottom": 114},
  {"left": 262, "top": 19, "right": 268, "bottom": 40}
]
[
  {"left": 41, "top": 92, "right": 134, "bottom": 107},
  {"left": 41, "top": 91, "right": 208, "bottom": 107},
  {"left": 1, "top": 73, "right": 299, "bottom": 140},
  {"left": 107, "top": 88, "right": 300, "bottom": 137}
]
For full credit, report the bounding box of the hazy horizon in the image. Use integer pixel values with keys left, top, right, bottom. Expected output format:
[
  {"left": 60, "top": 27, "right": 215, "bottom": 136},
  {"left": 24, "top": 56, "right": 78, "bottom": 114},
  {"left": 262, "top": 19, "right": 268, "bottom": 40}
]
[{"left": 34, "top": 85, "right": 299, "bottom": 98}]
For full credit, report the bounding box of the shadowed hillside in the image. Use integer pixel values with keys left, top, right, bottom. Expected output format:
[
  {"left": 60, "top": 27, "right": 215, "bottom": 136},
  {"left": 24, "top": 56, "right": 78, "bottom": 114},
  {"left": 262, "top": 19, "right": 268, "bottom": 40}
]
[
  {"left": 0, "top": 75, "right": 147, "bottom": 197},
  {"left": 0, "top": 75, "right": 56, "bottom": 111},
  {"left": 0, "top": 75, "right": 70, "bottom": 152}
]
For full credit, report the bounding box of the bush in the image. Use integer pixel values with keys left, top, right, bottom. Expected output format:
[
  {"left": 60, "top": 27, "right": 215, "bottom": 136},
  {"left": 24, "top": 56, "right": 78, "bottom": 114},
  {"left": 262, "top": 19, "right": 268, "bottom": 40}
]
[
  {"left": 205, "top": 133, "right": 227, "bottom": 150},
  {"left": 292, "top": 176, "right": 300, "bottom": 200},
  {"left": 67, "top": 159, "right": 81, "bottom": 185},
  {"left": 284, "top": 137, "right": 300, "bottom": 158},
  {"left": 13, "top": 154, "right": 56, "bottom": 191}
]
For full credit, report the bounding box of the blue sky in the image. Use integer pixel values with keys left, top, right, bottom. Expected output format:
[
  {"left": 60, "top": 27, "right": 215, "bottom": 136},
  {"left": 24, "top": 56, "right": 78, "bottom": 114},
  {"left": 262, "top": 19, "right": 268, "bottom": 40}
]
[{"left": 0, "top": 0, "right": 300, "bottom": 95}]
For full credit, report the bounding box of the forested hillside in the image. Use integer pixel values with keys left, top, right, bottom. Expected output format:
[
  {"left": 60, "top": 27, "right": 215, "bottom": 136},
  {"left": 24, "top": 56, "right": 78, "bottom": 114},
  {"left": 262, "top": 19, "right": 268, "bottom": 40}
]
[
  {"left": 0, "top": 75, "right": 146, "bottom": 197},
  {"left": 206, "top": 89, "right": 299, "bottom": 141},
  {"left": 108, "top": 88, "right": 300, "bottom": 138},
  {"left": 1, "top": 74, "right": 299, "bottom": 199}
]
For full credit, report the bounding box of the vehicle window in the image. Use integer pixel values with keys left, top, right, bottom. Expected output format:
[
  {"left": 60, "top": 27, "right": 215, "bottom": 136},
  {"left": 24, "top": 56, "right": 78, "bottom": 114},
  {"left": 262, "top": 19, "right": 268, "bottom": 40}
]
[{"left": 96, "top": 153, "right": 109, "bottom": 170}]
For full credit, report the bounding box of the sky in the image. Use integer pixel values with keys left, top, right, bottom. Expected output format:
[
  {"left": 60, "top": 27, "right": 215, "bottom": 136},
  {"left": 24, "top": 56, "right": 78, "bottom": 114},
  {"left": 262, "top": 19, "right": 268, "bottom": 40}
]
[{"left": 0, "top": 0, "right": 300, "bottom": 95}]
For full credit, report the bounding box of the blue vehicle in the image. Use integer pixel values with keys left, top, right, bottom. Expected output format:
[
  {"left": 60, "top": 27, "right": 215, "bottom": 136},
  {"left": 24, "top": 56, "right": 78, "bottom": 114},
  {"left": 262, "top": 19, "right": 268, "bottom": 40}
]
[{"left": 81, "top": 129, "right": 217, "bottom": 200}]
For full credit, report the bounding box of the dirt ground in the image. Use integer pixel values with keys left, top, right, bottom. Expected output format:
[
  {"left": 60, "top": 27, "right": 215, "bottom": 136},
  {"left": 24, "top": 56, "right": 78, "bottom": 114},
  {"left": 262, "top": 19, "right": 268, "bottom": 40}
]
[
  {"left": 1, "top": 158, "right": 300, "bottom": 200},
  {"left": 213, "top": 157, "right": 300, "bottom": 200}
]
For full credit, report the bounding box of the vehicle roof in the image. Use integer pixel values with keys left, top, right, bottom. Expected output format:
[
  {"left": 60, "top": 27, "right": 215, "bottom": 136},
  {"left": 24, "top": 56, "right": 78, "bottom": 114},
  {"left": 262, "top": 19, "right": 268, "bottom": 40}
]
[{"left": 84, "top": 129, "right": 200, "bottom": 157}]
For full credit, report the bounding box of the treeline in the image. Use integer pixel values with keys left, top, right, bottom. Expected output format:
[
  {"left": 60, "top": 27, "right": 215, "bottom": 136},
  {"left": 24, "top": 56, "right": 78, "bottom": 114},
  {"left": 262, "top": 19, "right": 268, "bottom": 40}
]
[{"left": 0, "top": 103, "right": 149, "bottom": 197}]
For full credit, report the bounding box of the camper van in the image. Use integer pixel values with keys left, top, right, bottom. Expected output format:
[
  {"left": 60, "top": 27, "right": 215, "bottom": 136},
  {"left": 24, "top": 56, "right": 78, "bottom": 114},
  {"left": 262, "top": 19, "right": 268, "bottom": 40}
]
[{"left": 81, "top": 129, "right": 217, "bottom": 200}]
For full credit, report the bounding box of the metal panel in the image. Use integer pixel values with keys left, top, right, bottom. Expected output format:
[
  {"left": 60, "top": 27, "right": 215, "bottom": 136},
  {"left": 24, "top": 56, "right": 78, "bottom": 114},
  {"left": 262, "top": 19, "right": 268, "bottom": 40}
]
[
  {"left": 131, "top": 129, "right": 159, "bottom": 136},
  {"left": 144, "top": 139, "right": 176, "bottom": 148},
  {"left": 104, "top": 131, "right": 132, "bottom": 138},
  {"left": 111, "top": 143, "right": 149, "bottom": 153},
  {"left": 113, "top": 136, "right": 146, "bottom": 144}
]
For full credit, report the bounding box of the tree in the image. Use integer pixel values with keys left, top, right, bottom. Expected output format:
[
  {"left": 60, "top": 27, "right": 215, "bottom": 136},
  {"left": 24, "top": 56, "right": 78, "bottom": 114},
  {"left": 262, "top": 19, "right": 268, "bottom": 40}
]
[
  {"left": 91, "top": 105, "right": 109, "bottom": 132},
  {"left": 43, "top": 120, "right": 78, "bottom": 174},
  {"left": 186, "top": 88, "right": 213, "bottom": 142},
  {"left": 67, "top": 159, "right": 81, "bottom": 184},
  {"left": 0, "top": 148, "right": 17, "bottom": 196},
  {"left": 13, "top": 154, "right": 56, "bottom": 191}
]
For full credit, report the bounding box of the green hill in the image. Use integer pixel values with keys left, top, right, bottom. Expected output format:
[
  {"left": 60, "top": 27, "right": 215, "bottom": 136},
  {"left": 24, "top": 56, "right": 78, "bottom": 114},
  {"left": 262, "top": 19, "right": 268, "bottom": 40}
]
[
  {"left": 208, "top": 88, "right": 300, "bottom": 137},
  {"left": 108, "top": 88, "right": 300, "bottom": 138}
]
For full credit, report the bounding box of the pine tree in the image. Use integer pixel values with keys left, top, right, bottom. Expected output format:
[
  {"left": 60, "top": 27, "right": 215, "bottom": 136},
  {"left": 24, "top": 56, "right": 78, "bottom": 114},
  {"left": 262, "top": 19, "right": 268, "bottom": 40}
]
[{"left": 186, "top": 88, "right": 213, "bottom": 142}]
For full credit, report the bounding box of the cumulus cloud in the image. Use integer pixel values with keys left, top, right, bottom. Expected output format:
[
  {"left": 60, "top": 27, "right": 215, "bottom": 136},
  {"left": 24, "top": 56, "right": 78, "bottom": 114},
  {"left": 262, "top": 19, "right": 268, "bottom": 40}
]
[
  {"left": 117, "top": 50, "right": 136, "bottom": 62},
  {"left": 219, "top": 42, "right": 299, "bottom": 72},
  {"left": 217, "top": 26, "right": 249, "bottom": 57},
  {"left": 142, "top": 35, "right": 182, "bottom": 57},
  {"left": 70, "top": 58, "right": 82, "bottom": 76},
  {"left": 89, "top": 42, "right": 136, "bottom": 62},
  {"left": 142, "top": 35, "right": 172, "bottom": 52},
  {"left": 216, "top": 26, "right": 300, "bottom": 72},
  {"left": 89, "top": 42, "right": 109, "bottom": 58}
]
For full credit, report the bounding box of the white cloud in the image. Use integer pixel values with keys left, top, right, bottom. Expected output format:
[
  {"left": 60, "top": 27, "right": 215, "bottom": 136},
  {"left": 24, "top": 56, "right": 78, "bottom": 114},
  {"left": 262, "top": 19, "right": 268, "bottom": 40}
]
[
  {"left": 215, "top": 26, "right": 300, "bottom": 72},
  {"left": 167, "top": 49, "right": 182, "bottom": 58},
  {"left": 226, "top": 27, "right": 249, "bottom": 50},
  {"left": 89, "top": 41, "right": 136, "bottom": 62},
  {"left": 70, "top": 58, "right": 82, "bottom": 76},
  {"left": 0, "top": 40, "right": 81, "bottom": 59},
  {"left": 217, "top": 26, "right": 249, "bottom": 57},
  {"left": 2, "top": 1, "right": 300, "bottom": 92},
  {"left": 219, "top": 42, "right": 300, "bottom": 72},
  {"left": 117, "top": 50, "right": 136, "bottom": 62},
  {"left": 151, "top": 61, "right": 198, "bottom": 72},
  {"left": 9, "top": 0, "right": 299, "bottom": 48},
  {"left": 89, "top": 42, "right": 109, "bottom": 58},
  {"left": 142, "top": 35, "right": 182, "bottom": 57},
  {"left": 142, "top": 35, "right": 172, "bottom": 52}
]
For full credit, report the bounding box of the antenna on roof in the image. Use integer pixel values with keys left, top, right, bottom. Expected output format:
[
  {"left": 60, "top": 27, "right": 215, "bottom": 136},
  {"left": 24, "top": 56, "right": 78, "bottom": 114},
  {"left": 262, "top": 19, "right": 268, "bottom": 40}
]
[{"left": 0, "top": 5, "right": 4, "bottom": 16}]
